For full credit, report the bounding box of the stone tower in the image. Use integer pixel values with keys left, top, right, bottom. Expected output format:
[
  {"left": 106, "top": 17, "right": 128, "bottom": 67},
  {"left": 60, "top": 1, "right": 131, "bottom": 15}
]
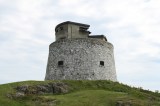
[{"left": 45, "top": 21, "right": 117, "bottom": 81}]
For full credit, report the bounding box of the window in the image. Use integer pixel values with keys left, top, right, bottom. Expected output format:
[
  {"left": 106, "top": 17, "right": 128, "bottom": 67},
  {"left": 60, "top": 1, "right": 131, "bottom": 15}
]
[
  {"left": 56, "top": 29, "right": 58, "bottom": 33},
  {"left": 60, "top": 37, "right": 66, "bottom": 39},
  {"left": 100, "top": 61, "right": 104, "bottom": 66},
  {"left": 60, "top": 27, "right": 63, "bottom": 30},
  {"left": 58, "top": 61, "right": 63, "bottom": 66}
]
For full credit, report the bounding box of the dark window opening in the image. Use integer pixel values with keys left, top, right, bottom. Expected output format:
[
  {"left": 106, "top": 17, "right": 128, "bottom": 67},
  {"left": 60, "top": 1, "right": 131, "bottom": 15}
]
[
  {"left": 58, "top": 61, "right": 63, "bottom": 66},
  {"left": 100, "top": 61, "right": 104, "bottom": 66},
  {"left": 60, "top": 37, "right": 66, "bottom": 39},
  {"left": 56, "top": 29, "right": 58, "bottom": 33},
  {"left": 60, "top": 27, "right": 63, "bottom": 30}
]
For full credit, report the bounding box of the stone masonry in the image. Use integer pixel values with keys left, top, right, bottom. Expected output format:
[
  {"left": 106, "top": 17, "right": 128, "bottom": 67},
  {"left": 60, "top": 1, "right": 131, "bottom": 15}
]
[{"left": 45, "top": 21, "right": 117, "bottom": 81}]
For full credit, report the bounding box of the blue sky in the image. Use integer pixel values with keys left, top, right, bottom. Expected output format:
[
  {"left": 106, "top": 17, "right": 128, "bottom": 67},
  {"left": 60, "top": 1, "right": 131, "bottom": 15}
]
[{"left": 0, "top": 0, "right": 160, "bottom": 91}]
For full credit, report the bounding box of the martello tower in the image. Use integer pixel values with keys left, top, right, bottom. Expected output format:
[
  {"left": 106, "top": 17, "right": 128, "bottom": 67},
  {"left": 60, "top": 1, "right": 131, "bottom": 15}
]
[{"left": 45, "top": 21, "right": 117, "bottom": 81}]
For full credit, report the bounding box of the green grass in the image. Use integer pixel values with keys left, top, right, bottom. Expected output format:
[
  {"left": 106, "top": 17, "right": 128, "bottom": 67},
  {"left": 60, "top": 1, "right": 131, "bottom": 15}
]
[
  {"left": 0, "top": 80, "right": 160, "bottom": 106},
  {"left": 47, "top": 90, "right": 130, "bottom": 106}
]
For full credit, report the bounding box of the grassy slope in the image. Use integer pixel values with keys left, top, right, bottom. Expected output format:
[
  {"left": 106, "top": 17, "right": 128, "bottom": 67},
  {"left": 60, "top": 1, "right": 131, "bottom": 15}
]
[{"left": 0, "top": 80, "right": 160, "bottom": 106}]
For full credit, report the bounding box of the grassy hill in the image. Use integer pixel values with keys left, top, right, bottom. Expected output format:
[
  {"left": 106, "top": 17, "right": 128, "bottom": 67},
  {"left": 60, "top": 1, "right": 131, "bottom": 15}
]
[{"left": 0, "top": 80, "right": 160, "bottom": 106}]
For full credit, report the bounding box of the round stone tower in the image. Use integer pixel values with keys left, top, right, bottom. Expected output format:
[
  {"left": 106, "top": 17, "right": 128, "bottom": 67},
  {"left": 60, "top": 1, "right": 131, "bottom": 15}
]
[{"left": 45, "top": 21, "right": 117, "bottom": 81}]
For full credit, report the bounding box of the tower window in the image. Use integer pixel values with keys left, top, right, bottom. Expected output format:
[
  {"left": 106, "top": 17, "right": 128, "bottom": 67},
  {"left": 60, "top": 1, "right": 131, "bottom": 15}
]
[
  {"left": 58, "top": 61, "right": 63, "bottom": 66},
  {"left": 92, "top": 73, "right": 95, "bottom": 76},
  {"left": 56, "top": 29, "right": 58, "bottom": 33},
  {"left": 60, "top": 27, "right": 63, "bottom": 30},
  {"left": 100, "top": 61, "right": 104, "bottom": 66}
]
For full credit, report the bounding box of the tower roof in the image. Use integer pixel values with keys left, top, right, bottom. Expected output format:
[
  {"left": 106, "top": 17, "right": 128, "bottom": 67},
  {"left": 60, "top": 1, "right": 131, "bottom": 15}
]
[{"left": 55, "top": 21, "right": 90, "bottom": 30}]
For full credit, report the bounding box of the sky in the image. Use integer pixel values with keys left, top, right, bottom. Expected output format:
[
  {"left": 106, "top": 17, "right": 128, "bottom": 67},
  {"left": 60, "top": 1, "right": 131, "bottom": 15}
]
[{"left": 0, "top": 0, "right": 160, "bottom": 91}]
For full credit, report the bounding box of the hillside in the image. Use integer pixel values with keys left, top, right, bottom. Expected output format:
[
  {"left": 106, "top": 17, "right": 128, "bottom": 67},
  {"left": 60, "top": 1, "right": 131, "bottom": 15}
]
[{"left": 0, "top": 80, "right": 160, "bottom": 106}]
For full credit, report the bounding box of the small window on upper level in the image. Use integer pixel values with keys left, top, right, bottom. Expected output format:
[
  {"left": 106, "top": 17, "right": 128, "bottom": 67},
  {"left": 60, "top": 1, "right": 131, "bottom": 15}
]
[
  {"left": 56, "top": 29, "right": 58, "bottom": 33},
  {"left": 58, "top": 61, "right": 63, "bottom": 66},
  {"left": 60, "top": 27, "right": 63, "bottom": 30},
  {"left": 100, "top": 61, "right": 104, "bottom": 66}
]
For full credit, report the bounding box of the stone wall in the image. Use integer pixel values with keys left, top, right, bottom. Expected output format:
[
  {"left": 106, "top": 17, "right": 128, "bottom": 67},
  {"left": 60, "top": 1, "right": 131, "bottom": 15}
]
[{"left": 45, "top": 38, "right": 117, "bottom": 81}]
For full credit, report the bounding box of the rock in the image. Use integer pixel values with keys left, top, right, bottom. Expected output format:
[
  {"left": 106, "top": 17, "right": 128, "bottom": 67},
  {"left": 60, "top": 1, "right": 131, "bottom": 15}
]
[
  {"left": 16, "top": 85, "right": 29, "bottom": 94},
  {"left": 7, "top": 82, "right": 70, "bottom": 99},
  {"left": 15, "top": 92, "right": 25, "bottom": 98},
  {"left": 116, "top": 100, "right": 132, "bottom": 106},
  {"left": 116, "top": 101, "right": 123, "bottom": 106},
  {"left": 36, "top": 84, "right": 52, "bottom": 94},
  {"left": 32, "top": 96, "right": 59, "bottom": 106},
  {"left": 51, "top": 82, "right": 69, "bottom": 94},
  {"left": 14, "top": 82, "right": 69, "bottom": 95},
  {"left": 6, "top": 94, "right": 13, "bottom": 99},
  {"left": 6, "top": 92, "right": 25, "bottom": 99}
]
